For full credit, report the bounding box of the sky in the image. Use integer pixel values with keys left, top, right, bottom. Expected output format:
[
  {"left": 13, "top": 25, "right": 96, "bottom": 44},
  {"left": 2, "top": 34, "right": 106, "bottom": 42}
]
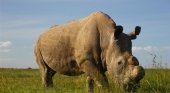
[{"left": 0, "top": 0, "right": 170, "bottom": 68}]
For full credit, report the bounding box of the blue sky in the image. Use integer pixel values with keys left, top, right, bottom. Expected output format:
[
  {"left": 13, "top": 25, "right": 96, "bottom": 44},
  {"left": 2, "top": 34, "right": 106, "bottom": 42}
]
[{"left": 0, "top": 0, "right": 170, "bottom": 68}]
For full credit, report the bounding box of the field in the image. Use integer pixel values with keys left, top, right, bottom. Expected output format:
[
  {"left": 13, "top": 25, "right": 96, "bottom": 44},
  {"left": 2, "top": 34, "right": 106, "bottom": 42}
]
[{"left": 0, "top": 68, "right": 170, "bottom": 93}]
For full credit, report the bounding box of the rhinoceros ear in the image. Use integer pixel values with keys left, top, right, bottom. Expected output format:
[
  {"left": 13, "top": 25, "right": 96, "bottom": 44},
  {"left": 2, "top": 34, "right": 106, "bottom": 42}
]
[
  {"left": 128, "top": 26, "right": 141, "bottom": 40},
  {"left": 114, "top": 25, "right": 123, "bottom": 39}
]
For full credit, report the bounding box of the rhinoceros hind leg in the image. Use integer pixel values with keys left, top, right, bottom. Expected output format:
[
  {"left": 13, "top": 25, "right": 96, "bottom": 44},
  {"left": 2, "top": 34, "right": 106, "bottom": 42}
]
[
  {"left": 42, "top": 63, "right": 56, "bottom": 87},
  {"left": 35, "top": 45, "right": 56, "bottom": 87},
  {"left": 86, "top": 76, "right": 94, "bottom": 93}
]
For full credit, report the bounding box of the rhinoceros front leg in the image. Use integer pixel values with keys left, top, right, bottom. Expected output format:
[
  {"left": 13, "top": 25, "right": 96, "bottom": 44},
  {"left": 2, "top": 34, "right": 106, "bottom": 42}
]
[{"left": 81, "top": 60, "right": 109, "bottom": 93}]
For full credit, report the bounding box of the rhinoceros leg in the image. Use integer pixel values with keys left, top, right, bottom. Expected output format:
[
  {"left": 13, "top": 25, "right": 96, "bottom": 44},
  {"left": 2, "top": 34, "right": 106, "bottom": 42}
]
[
  {"left": 36, "top": 59, "right": 56, "bottom": 87},
  {"left": 86, "top": 76, "right": 94, "bottom": 93},
  {"left": 34, "top": 46, "right": 56, "bottom": 87},
  {"left": 81, "top": 60, "right": 109, "bottom": 93},
  {"left": 42, "top": 63, "right": 56, "bottom": 87}
]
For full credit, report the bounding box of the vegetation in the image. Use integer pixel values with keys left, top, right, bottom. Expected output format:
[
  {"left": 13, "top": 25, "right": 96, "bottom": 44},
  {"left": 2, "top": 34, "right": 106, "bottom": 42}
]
[{"left": 0, "top": 67, "right": 170, "bottom": 93}]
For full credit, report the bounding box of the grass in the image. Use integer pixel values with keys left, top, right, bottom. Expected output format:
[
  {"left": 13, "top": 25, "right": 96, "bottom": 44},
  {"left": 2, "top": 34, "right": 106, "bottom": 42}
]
[{"left": 0, "top": 68, "right": 170, "bottom": 93}]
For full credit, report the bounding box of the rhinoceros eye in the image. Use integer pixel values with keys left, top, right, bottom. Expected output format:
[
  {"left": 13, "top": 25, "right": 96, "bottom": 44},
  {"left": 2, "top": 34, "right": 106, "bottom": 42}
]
[
  {"left": 117, "top": 60, "right": 126, "bottom": 67},
  {"left": 118, "top": 61, "right": 122, "bottom": 65}
]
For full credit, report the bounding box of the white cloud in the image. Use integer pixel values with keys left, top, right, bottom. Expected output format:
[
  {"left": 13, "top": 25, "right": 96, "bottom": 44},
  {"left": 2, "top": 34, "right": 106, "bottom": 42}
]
[
  {"left": 132, "top": 46, "right": 170, "bottom": 53},
  {"left": 0, "top": 41, "right": 12, "bottom": 52},
  {"left": 132, "top": 46, "right": 143, "bottom": 51},
  {"left": 0, "top": 41, "right": 12, "bottom": 48}
]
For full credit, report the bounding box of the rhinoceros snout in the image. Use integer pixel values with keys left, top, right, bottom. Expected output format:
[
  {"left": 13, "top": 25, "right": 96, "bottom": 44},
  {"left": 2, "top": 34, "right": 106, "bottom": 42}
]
[
  {"left": 127, "top": 56, "right": 145, "bottom": 82},
  {"left": 132, "top": 66, "right": 145, "bottom": 82},
  {"left": 123, "top": 65, "right": 145, "bottom": 91}
]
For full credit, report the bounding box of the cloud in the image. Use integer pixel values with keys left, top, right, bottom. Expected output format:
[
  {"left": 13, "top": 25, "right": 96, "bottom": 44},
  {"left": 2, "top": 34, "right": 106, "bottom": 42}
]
[
  {"left": 0, "top": 41, "right": 12, "bottom": 52},
  {"left": 132, "top": 46, "right": 170, "bottom": 53}
]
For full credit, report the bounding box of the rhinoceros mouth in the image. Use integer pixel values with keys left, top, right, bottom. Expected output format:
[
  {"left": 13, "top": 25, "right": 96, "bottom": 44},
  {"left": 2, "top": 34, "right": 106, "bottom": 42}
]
[{"left": 123, "top": 81, "right": 140, "bottom": 92}]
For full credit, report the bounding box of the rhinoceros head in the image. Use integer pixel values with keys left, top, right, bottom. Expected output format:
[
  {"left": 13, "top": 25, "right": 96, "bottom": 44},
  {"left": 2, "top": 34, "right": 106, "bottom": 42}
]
[{"left": 106, "top": 26, "right": 145, "bottom": 91}]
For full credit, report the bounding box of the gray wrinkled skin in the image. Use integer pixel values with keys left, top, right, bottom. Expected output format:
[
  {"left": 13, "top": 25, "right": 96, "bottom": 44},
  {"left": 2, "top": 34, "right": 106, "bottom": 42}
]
[
  {"left": 34, "top": 11, "right": 145, "bottom": 93},
  {"left": 106, "top": 30, "right": 145, "bottom": 91}
]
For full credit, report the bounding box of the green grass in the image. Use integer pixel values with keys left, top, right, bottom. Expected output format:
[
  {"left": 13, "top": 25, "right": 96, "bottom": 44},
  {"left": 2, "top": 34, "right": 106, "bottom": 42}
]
[{"left": 0, "top": 68, "right": 170, "bottom": 93}]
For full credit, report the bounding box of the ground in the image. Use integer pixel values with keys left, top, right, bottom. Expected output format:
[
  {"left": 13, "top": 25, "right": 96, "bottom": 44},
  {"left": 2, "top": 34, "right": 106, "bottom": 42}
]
[{"left": 0, "top": 68, "right": 170, "bottom": 93}]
